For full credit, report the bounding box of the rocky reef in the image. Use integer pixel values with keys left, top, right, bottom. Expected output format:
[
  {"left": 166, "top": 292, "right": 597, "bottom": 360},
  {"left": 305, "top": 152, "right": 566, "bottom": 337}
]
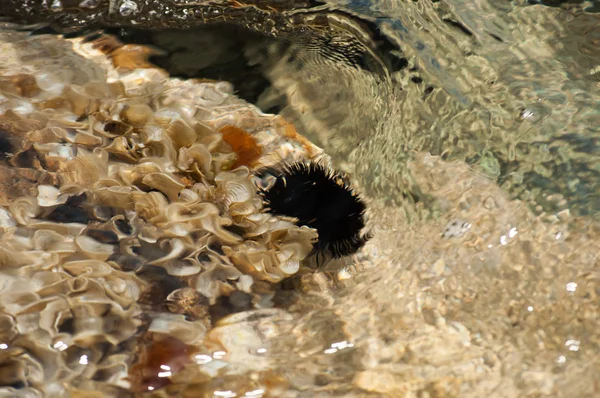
[{"left": 0, "top": 26, "right": 349, "bottom": 396}]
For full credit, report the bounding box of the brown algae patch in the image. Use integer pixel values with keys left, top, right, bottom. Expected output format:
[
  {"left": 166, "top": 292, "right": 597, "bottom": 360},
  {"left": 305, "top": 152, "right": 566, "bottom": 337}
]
[{"left": 219, "top": 125, "right": 263, "bottom": 169}]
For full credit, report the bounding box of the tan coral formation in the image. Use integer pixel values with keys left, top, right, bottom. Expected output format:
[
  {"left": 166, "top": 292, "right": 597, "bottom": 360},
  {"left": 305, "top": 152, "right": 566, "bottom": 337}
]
[{"left": 0, "top": 26, "right": 322, "bottom": 396}]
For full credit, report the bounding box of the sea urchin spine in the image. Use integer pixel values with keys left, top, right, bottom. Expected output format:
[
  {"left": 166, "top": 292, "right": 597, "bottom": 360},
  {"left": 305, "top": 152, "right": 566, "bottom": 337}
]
[{"left": 256, "top": 161, "right": 369, "bottom": 262}]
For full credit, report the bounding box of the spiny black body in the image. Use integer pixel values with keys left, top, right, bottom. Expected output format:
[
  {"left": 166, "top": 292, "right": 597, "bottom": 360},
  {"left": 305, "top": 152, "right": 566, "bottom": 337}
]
[{"left": 257, "top": 161, "right": 369, "bottom": 261}]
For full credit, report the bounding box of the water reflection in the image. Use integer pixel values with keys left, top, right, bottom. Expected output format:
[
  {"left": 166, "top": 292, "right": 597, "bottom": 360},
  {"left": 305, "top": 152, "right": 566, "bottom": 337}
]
[
  {"left": 52, "top": 340, "right": 68, "bottom": 351},
  {"left": 244, "top": 389, "right": 265, "bottom": 397},
  {"left": 565, "top": 339, "right": 581, "bottom": 352},
  {"left": 195, "top": 354, "right": 213, "bottom": 364},
  {"left": 90, "top": 1, "right": 599, "bottom": 217},
  {"left": 213, "top": 391, "right": 237, "bottom": 398}
]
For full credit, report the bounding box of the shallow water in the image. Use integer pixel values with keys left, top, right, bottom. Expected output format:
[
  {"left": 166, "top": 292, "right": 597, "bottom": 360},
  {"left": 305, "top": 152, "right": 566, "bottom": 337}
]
[
  {"left": 0, "top": 0, "right": 599, "bottom": 397},
  {"left": 262, "top": 0, "right": 600, "bottom": 216}
]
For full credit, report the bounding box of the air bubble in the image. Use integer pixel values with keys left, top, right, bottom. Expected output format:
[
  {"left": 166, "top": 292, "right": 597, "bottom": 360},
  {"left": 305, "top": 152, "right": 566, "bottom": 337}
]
[
  {"left": 119, "top": 0, "right": 139, "bottom": 16},
  {"left": 50, "top": 0, "right": 63, "bottom": 12}
]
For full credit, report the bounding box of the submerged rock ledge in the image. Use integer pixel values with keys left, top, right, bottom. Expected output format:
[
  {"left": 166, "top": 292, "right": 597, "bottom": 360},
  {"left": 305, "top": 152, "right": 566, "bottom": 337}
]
[{"left": 0, "top": 26, "right": 332, "bottom": 396}]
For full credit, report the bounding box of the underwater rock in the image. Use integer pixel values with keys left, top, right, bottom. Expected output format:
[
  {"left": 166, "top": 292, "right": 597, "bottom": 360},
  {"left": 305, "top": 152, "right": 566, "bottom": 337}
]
[{"left": 0, "top": 25, "right": 366, "bottom": 396}]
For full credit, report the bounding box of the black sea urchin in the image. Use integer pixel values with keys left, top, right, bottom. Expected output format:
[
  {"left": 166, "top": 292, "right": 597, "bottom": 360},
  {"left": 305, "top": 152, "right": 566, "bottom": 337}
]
[{"left": 257, "top": 161, "right": 369, "bottom": 262}]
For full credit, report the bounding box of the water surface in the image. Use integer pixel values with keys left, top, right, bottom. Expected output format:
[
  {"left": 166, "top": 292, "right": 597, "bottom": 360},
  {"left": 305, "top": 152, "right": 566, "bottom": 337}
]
[{"left": 0, "top": 0, "right": 599, "bottom": 397}]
